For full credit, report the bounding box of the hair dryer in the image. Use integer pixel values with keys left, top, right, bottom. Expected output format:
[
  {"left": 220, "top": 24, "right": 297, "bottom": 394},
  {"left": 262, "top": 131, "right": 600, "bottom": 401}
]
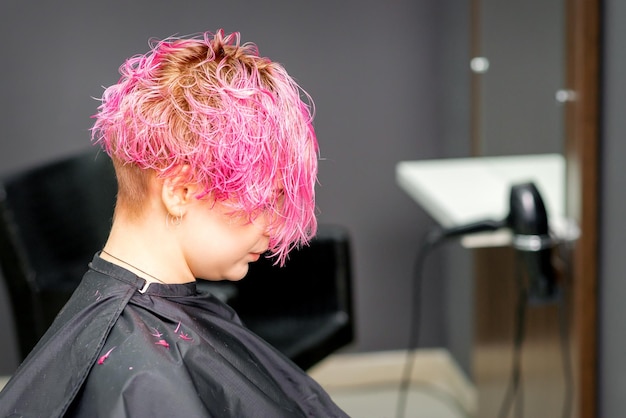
[
  {"left": 438, "top": 181, "right": 557, "bottom": 302},
  {"left": 507, "top": 182, "right": 557, "bottom": 301}
]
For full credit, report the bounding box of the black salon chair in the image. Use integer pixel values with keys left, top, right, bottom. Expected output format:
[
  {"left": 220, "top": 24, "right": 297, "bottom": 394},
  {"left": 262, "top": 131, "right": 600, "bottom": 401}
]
[
  {"left": 230, "top": 225, "right": 353, "bottom": 370},
  {"left": 0, "top": 150, "right": 354, "bottom": 370},
  {"left": 0, "top": 150, "right": 117, "bottom": 357}
]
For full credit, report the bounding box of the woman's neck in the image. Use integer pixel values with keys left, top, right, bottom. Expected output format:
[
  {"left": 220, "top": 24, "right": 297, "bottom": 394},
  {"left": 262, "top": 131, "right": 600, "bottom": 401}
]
[{"left": 101, "top": 213, "right": 195, "bottom": 285}]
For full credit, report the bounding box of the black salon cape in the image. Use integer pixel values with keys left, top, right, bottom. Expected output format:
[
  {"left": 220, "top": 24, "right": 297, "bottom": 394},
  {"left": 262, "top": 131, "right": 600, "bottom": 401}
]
[{"left": 0, "top": 254, "right": 348, "bottom": 418}]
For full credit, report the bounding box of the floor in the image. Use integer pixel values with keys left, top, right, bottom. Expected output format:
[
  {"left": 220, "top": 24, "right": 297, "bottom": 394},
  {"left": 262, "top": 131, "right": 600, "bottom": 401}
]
[{"left": 307, "top": 349, "right": 476, "bottom": 418}]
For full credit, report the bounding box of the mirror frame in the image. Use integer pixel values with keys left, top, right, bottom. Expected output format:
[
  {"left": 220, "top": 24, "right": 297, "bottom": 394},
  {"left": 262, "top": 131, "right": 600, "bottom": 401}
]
[{"left": 564, "top": 0, "right": 601, "bottom": 416}]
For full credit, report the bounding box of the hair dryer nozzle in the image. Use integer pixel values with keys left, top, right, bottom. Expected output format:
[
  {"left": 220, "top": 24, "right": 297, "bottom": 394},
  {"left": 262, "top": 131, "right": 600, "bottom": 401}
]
[{"left": 508, "top": 182, "right": 550, "bottom": 237}]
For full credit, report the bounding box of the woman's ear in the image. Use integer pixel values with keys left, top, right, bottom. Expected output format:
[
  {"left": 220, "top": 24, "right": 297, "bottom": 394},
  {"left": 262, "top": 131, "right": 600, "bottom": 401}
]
[{"left": 160, "top": 165, "right": 196, "bottom": 218}]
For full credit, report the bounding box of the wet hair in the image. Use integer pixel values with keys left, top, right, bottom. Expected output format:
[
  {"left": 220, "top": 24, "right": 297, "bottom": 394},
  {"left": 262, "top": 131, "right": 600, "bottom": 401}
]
[{"left": 91, "top": 30, "right": 318, "bottom": 264}]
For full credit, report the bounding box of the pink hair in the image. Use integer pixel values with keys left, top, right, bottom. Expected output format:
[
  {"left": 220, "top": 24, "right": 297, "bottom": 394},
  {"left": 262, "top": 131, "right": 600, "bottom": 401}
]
[{"left": 91, "top": 30, "right": 318, "bottom": 265}]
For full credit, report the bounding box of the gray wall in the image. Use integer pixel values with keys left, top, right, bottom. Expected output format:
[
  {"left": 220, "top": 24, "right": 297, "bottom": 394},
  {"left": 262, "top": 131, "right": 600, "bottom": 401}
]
[
  {"left": 599, "top": 0, "right": 626, "bottom": 415},
  {"left": 0, "top": 0, "right": 472, "bottom": 374}
]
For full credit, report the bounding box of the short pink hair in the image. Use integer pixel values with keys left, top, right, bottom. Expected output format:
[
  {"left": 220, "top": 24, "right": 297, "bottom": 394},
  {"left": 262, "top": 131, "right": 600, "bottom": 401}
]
[{"left": 91, "top": 30, "right": 318, "bottom": 264}]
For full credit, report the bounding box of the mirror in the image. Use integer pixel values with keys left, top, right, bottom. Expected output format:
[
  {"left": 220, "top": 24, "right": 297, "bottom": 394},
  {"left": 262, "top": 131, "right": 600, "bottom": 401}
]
[
  {"left": 472, "top": 0, "right": 565, "bottom": 156},
  {"left": 468, "top": 0, "right": 602, "bottom": 415}
]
